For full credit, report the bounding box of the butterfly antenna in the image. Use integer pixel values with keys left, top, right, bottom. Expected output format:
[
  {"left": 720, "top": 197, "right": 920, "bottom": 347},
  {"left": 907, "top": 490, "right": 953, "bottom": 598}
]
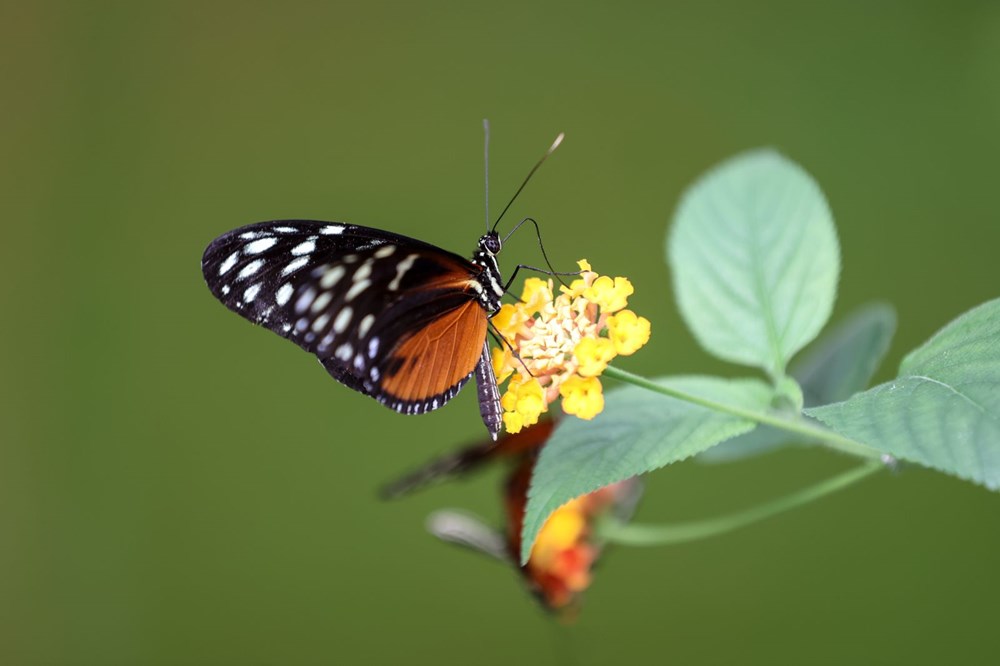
[
  {"left": 491, "top": 132, "right": 565, "bottom": 233},
  {"left": 483, "top": 119, "right": 491, "bottom": 232}
]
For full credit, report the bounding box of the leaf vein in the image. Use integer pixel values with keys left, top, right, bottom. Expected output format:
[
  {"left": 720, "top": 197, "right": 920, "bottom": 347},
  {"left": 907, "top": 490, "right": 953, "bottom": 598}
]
[{"left": 909, "top": 374, "right": 989, "bottom": 416}]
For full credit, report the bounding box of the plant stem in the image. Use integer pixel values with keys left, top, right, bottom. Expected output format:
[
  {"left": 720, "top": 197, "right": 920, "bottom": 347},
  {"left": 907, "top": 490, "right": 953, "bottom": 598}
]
[
  {"left": 602, "top": 365, "right": 881, "bottom": 459},
  {"left": 598, "top": 460, "right": 884, "bottom": 546}
]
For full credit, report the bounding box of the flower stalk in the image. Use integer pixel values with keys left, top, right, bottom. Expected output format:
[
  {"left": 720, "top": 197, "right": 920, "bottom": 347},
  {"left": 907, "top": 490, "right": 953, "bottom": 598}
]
[{"left": 597, "top": 460, "right": 884, "bottom": 546}]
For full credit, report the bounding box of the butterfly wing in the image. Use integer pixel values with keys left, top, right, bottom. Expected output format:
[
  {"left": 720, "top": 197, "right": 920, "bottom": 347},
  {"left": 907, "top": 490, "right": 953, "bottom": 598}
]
[
  {"left": 381, "top": 420, "right": 555, "bottom": 499},
  {"left": 202, "top": 220, "right": 489, "bottom": 415},
  {"left": 425, "top": 510, "right": 512, "bottom": 563}
]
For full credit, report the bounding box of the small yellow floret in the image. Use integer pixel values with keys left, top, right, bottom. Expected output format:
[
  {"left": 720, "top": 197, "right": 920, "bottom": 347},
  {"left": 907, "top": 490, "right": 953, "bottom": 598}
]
[
  {"left": 521, "top": 278, "right": 553, "bottom": 315},
  {"left": 607, "top": 310, "right": 652, "bottom": 355},
  {"left": 585, "top": 276, "right": 633, "bottom": 313},
  {"left": 491, "top": 346, "right": 513, "bottom": 383},
  {"left": 500, "top": 376, "right": 546, "bottom": 434},
  {"left": 561, "top": 260, "right": 594, "bottom": 298},
  {"left": 492, "top": 303, "right": 525, "bottom": 341},
  {"left": 503, "top": 410, "right": 524, "bottom": 434},
  {"left": 559, "top": 376, "right": 605, "bottom": 420},
  {"left": 573, "top": 337, "right": 616, "bottom": 377}
]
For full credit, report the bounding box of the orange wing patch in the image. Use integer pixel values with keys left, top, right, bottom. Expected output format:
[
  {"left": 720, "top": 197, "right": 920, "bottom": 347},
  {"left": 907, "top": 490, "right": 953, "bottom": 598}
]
[{"left": 380, "top": 300, "right": 488, "bottom": 404}]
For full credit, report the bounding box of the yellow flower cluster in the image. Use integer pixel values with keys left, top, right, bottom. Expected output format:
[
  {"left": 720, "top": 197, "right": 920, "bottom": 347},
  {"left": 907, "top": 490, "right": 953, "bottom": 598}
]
[
  {"left": 492, "top": 260, "right": 651, "bottom": 434},
  {"left": 523, "top": 474, "right": 638, "bottom": 612}
]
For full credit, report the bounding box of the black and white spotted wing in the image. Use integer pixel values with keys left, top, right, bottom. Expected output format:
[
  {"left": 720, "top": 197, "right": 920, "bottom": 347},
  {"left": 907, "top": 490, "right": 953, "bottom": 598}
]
[{"left": 201, "top": 220, "right": 506, "bottom": 438}]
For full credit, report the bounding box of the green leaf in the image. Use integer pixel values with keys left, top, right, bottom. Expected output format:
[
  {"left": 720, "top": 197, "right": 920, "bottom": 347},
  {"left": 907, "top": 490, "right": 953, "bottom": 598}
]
[
  {"left": 699, "top": 302, "right": 896, "bottom": 463},
  {"left": 520, "top": 376, "right": 773, "bottom": 564},
  {"left": 794, "top": 302, "right": 897, "bottom": 406},
  {"left": 668, "top": 149, "right": 840, "bottom": 378},
  {"left": 807, "top": 299, "right": 1000, "bottom": 490}
]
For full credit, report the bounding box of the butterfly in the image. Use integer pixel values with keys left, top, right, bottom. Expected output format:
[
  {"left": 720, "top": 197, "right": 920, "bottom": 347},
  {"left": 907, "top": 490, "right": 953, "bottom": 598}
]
[
  {"left": 201, "top": 220, "right": 507, "bottom": 437},
  {"left": 201, "top": 128, "right": 563, "bottom": 439},
  {"left": 383, "top": 420, "right": 643, "bottom": 616}
]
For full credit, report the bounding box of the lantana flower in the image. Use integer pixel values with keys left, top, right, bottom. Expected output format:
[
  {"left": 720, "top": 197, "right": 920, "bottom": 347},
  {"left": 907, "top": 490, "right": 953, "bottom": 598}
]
[
  {"left": 512, "top": 469, "right": 638, "bottom": 613},
  {"left": 492, "top": 261, "right": 651, "bottom": 433},
  {"left": 385, "top": 420, "right": 643, "bottom": 618}
]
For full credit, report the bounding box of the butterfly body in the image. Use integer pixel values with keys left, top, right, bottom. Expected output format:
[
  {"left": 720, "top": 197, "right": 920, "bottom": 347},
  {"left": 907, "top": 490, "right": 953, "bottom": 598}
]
[{"left": 202, "top": 220, "right": 504, "bottom": 437}]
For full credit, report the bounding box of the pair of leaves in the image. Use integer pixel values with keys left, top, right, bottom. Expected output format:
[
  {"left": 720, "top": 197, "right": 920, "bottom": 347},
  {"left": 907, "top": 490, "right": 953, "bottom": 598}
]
[{"left": 520, "top": 150, "right": 1000, "bottom": 563}]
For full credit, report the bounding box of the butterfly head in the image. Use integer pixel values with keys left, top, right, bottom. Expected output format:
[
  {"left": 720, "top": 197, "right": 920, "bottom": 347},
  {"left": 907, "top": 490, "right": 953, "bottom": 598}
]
[
  {"left": 479, "top": 231, "right": 502, "bottom": 256},
  {"left": 469, "top": 232, "right": 505, "bottom": 313}
]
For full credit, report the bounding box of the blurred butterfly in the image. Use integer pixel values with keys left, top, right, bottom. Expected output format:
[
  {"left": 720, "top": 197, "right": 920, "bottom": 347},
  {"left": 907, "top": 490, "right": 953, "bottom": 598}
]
[
  {"left": 383, "top": 420, "right": 643, "bottom": 617},
  {"left": 201, "top": 128, "right": 563, "bottom": 440}
]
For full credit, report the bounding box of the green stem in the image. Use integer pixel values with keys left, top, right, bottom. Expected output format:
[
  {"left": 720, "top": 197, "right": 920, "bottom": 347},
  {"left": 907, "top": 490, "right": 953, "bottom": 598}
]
[
  {"left": 599, "top": 460, "right": 883, "bottom": 546},
  {"left": 602, "top": 365, "right": 881, "bottom": 460}
]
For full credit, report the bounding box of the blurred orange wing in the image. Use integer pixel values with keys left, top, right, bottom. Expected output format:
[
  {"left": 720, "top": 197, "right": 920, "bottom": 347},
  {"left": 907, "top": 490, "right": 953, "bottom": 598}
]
[{"left": 381, "top": 420, "right": 556, "bottom": 499}]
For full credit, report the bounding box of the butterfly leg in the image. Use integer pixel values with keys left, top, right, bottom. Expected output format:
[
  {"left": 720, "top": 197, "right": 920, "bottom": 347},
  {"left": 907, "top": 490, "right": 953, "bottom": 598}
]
[
  {"left": 502, "top": 264, "right": 584, "bottom": 294},
  {"left": 488, "top": 324, "right": 537, "bottom": 380},
  {"left": 475, "top": 342, "right": 502, "bottom": 441}
]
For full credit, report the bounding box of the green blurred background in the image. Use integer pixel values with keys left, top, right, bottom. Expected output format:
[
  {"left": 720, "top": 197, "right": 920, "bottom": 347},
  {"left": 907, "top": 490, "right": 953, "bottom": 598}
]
[{"left": 3, "top": 1, "right": 999, "bottom": 664}]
